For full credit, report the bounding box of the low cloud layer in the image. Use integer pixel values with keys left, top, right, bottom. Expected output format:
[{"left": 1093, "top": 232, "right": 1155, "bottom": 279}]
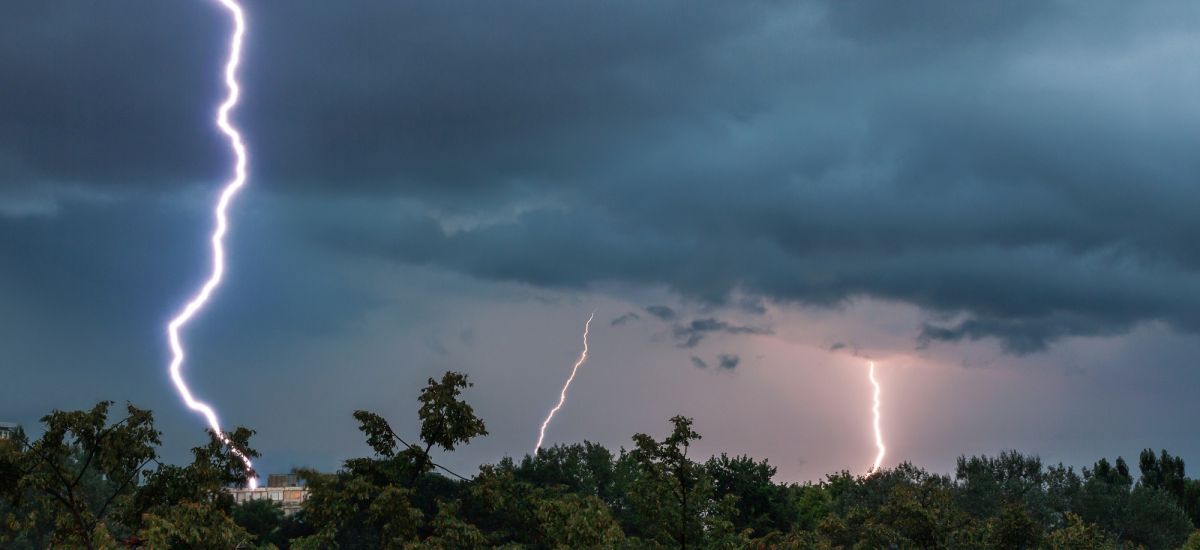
[
  {"left": 672, "top": 318, "right": 773, "bottom": 349},
  {"left": 610, "top": 312, "right": 640, "bottom": 326},
  {"left": 645, "top": 306, "right": 679, "bottom": 322}
]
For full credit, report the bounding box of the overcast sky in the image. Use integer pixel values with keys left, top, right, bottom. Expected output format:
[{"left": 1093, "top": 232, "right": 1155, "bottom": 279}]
[{"left": 3, "top": 0, "right": 1200, "bottom": 481}]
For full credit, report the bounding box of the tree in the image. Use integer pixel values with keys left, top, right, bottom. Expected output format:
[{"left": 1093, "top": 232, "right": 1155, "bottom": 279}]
[
  {"left": 517, "top": 442, "right": 617, "bottom": 501},
  {"left": 127, "top": 426, "right": 260, "bottom": 547},
  {"left": 1043, "top": 513, "right": 1117, "bottom": 550},
  {"left": 706, "top": 453, "right": 790, "bottom": 537},
  {"left": 1074, "top": 457, "right": 1131, "bottom": 535},
  {"left": 138, "top": 500, "right": 251, "bottom": 549},
  {"left": 1121, "top": 485, "right": 1193, "bottom": 550},
  {"left": 11, "top": 382, "right": 1200, "bottom": 547},
  {"left": 534, "top": 493, "right": 624, "bottom": 548},
  {"left": 1140, "top": 449, "right": 1200, "bottom": 527},
  {"left": 416, "top": 500, "right": 487, "bottom": 548},
  {"left": 353, "top": 371, "right": 488, "bottom": 487},
  {"left": 787, "top": 482, "right": 831, "bottom": 532},
  {"left": 1140, "top": 449, "right": 1187, "bottom": 500},
  {"left": 623, "top": 415, "right": 713, "bottom": 549},
  {"left": 232, "top": 499, "right": 286, "bottom": 547},
  {"left": 1182, "top": 530, "right": 1200, "bottom": 550},
  {"left": 294, "top": 371, "right": 487, "bottom": 548},
  {"left": 0, "top": 402, "right": 157, "bottom": 548},
  {"left": 817, "top": 464, "right": 961, "bottom": 548},
  {"left": 413, "top": 371, "right": 489, "bottom": 484},
  {"left": 954, "top": 451, "right": 1045, "bottom": 522},
  {"left": 465, "top": 461, "right": 541, "bottom": 545},
  {"left": 986, "top": 503, "right": 1041, "bottom": 549},
  {"left": 0, "top": 401, "right": 257, "bottom": 549}
]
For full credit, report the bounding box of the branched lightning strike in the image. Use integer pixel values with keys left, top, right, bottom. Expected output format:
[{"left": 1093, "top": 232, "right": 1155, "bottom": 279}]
[
  {"left": 867, "top": 361, "right": 886, "bottom": 474},
  {"left": 165, "top": 0, "right": 257, "bottom": 488},
  {"left": 534, "top": 311, "right": 596, "bottom": 453}
]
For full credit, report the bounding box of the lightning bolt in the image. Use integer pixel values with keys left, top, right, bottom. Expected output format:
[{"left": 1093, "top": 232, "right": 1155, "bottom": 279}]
[
  {"left": 165, "top": 0, "right": 257, "bottom": 488},
  {"left": 534, "top": 311, "right": 596, "bottom": 453},
  {"left": 867, "top": 361, "right": 886, "bottom": 474}
]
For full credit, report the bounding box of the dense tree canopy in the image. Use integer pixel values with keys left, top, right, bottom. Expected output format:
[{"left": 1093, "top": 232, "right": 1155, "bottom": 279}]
[
  {"left": 3, "top": 372, "right": 1200, "bottom": 548},
  {"left": 0, "top": 401, "right": 257, "bottom": 548}
]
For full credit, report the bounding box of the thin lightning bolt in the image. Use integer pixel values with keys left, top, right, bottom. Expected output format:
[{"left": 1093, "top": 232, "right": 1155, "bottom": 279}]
[
  {"left": 165, "top": 0, "right": 257, "bottom": 488},
  {"left": 867, "top": 361, "right": 886, "bottom": 474},
  {"left": 534, "top": 311, "right": 596, "bottom": 454}
]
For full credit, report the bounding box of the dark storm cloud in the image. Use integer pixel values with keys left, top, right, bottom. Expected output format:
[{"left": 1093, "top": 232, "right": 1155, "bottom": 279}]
[
  {"left": 0, "top": 3, "right": 228, "bottom": 191},
  {"left": 717, "top": 354, "right": 740, "bottom": 370},
  {"left": 918, "top": 314, "right": 1131, "bottom": 356},
  {"left": 644, "top": 306, "right": 678, "bottom": 322},
  {"left": 5, "top": 1, "right": 1200, "bottom": 353},
  {"left": 610, "top": 312, "right": 640, "bottom": 326},
  {"left": 672, "top": 318, "right": 772, "bottom": 349},
  {"left": 0, "top": 1, "right": 771, "bottom": 198}
]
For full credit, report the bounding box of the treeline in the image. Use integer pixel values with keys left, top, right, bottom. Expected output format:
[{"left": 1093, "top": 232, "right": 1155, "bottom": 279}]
[{"left": 3, "top": 371, "right": 1200, "bottom": 549}]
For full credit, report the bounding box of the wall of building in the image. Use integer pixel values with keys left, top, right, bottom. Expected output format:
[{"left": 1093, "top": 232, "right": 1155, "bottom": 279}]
[{"left": 227, "top": 485, "right": 309, "bottom": 516}]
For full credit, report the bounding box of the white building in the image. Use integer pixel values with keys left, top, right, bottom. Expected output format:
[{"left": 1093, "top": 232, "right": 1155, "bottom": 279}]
[
  {"left": 227, "top": 473, "right": 308, "bottom": 516},
  {"left": 0, "top": 422, "right": 19, "bottom": 441}
]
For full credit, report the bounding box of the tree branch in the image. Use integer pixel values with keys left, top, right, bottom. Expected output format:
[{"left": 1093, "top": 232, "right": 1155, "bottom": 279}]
[
  {"left": 95, "top": 455, "right": 156, "bottom": 521},
  {"left": 383, "top": 423, "right": 469, "bottom": 481},
  {"left": 70, "top": 415, "right": 132, "bottom": 490}
]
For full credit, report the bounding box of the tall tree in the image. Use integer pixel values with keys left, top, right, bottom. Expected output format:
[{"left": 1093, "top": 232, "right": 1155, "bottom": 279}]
[
  {"left": 294, "top": 371, "right": 487, "bottom": 548},
  {"left": 623, "top": 415, "right": 716, "bottom": 549},
  {"left": 706, "top": 453, "right": 789, "bottom": 537},
  {"left": 0, "top": 402, "right": 157, "bottom": 548},
  {"left": 0, "top": 401, "right": 257, "bottom": 548}
]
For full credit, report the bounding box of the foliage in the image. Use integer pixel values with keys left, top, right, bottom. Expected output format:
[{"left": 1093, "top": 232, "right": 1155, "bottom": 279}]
[
  {"left": 232, "top": 498, "right": 286, "bottom": 547},
  {"left": 1042, "top": 512, "right": 1117, "bottom": 550},
  {"left": 0, "top": 401, "right": 257, "bottom": 549},
  {"left": 139, "top": 500, "right": 251, "bottom": 549},
  {"left": 291, "top": 371, "right": 487, "bottom": 548},
  {"left": 4, "top": 372, "right": 1199, "bottom": 548}
]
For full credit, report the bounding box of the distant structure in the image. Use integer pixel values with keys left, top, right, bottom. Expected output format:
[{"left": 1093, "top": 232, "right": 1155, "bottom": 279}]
[
  {"left": 227, "top": 473, "right": 308, "bottom": 515},
  {"left": 0, "top": 422, "right": 19, "bottom": 442}
]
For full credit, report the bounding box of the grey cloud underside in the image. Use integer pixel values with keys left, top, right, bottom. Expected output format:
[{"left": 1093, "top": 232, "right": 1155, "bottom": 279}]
[
  {"left": 610, "top": 312, "right": 640, "bottom": 326},
  {"left": 689, "top": 354, "right": 739, "bottom": 370},
  {"left": 5, "top": 1, "right": 1200, "bottom": 353},
  {"left": 671, "top": 318, "right": 773, "bottom": 349},
  {"left": 644, "top": 306, "right": 678, "bottom": 322}
]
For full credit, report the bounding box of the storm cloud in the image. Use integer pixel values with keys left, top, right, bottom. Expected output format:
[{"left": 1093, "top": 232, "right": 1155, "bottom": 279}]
[
  {"left": 645, "top": 306, "right": 679, "bottom": 322},
  {"left": 672, "top": 318, "right": 773, "bottom": 349},
  {"left": 610, "top": 312, "right": 641, "bottom": 326},
  {"left": 5, "top": 0, "right": 1200, "bottom": 355}
]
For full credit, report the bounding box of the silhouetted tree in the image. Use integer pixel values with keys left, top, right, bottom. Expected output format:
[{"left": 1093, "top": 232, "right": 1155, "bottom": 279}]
[
  {"left": 8, "top": 380, "right": 1200, "bottom": 548},
  {"left": 293, "top": 371, "right": 486, "bottom": 548}
]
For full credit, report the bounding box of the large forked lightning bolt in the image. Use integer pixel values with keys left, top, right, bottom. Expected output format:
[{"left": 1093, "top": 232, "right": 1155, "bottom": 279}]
[
  {"left": 867, "top": 361, "right": 886, "bottom": 474},
  {"left": 534, "top": 311, "right": 596, "bottom": 453},
  {"left": 165, "top": 0, "right": 257, "bottom": 488}
]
